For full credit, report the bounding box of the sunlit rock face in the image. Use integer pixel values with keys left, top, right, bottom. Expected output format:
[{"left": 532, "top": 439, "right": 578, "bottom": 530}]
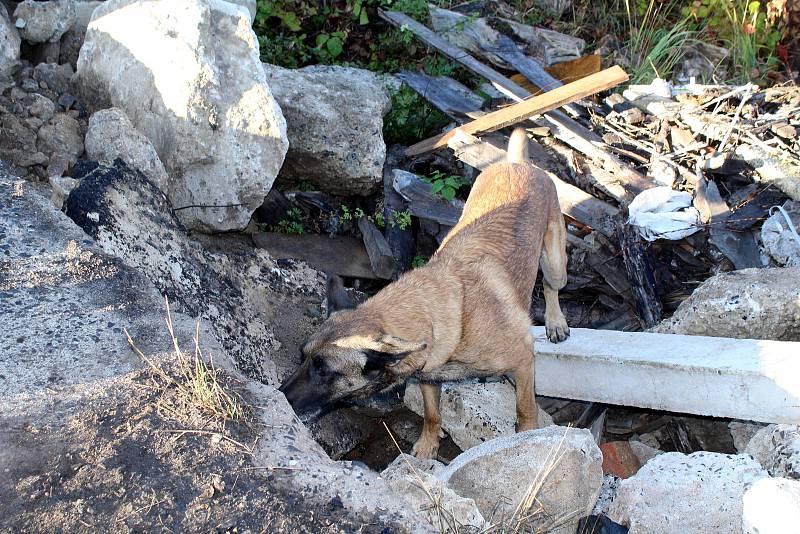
[{"left": 75, "top": 0, "right": 288, "bottom": 232}]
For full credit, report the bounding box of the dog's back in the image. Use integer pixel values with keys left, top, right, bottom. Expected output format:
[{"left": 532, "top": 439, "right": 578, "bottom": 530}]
[{"left": 434, "top": 128, "right": 558, "bottom": 311}]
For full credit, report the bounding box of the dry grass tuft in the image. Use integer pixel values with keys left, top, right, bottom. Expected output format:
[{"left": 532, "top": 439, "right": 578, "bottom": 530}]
[{"left": 125, "top": 297, "right": 242, "bottom": 422}]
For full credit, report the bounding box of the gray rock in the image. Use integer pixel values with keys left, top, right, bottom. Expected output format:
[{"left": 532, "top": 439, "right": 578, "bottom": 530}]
[
  {"left": 49, "top": 174, "right": 78, "bottom": 209},
  {"left": 729, "top": 421, "right": 767, "bottom": 453},
  {"left": 13, "top": 0, "right": 76, "bottom": 43},
  {"left": 742, "top": 477, "right": 800, "bottom": 534},
  {"left": 405, "top": 380, "right": 554, "bottom": 451},
  {"left": 381, "top": 454, "right": 486, "bottom": 530},
  {"left": 32, "top": 62, "right": 73, "bottom": 95},
  {"left": 85, "top": 108, "right": 168, "bottom": 188},
  {"left": 263, "top": 64, "right": 390, "bottom": 196},
  {"left": 628, "top": 439, "right": 663, "bottom": 465},
  {"left": 653, "top": 267, "right": 800, "bottom": 341},
  {"left": 535, "top": 0, "right": 572, "bottom": 17},
  {"left": 64, "top": 160, "right": 323, "bottom": 386},
  {"left": 76, "top": 0, "right": 288, "bottom": 232},
  {"left": 36, "top": 112, "right": 83, "bottom": 165},
  {"left": 224, "top": 0, "right": 255, "bottom": 23},
  {"left": 607, "top": 452, "right": 768, "bottom": 534},
  {"left": 438, "top": 426, "right": 603, "bottom": 533},
  {"left": 745, "top": 424, "right": 800, "bottom": 480},
  {"left": 59, "top": 0, "right": 102, "bottom": 67},
  {"left": 0, "top": 7, "right": 20, "bottom": 78},
  {"left": 0, "top": 162, "right": 211, "bottom": 421}
]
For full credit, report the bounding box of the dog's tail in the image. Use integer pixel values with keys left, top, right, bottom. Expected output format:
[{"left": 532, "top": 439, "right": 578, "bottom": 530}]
[{"left": 507, "top": 127, "right": 529, "bottom": 164}]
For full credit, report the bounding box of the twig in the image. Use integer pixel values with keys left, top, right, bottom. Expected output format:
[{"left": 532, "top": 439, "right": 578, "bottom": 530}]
[
  {"left": 159, "top": 428, "right": 253, "bottom": 454},
  {"left": 717, "top": 86, "right": 753, "bottom": 153}
]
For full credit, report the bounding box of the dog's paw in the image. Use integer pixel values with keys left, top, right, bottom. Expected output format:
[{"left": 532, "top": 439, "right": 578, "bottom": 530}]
[
  {"left": 411, "top": 434, "right": 441, "bottom": 460},
  {"left": 546, "top": 320, "right": 570, "bottom": 343}
]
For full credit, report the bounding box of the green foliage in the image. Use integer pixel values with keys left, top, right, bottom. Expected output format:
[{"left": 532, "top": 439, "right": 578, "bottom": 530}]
[
  {"left": 423, "top": 170, "right": 469, "bottom": 201},
  {"left": 384, "top": 86, "right": 449, "bottom": 145},
  {"left": 390, "top": 209, "right": 412, "bottom": 230},
  {"left": 411, "top": 254, "right": 428, "bottom": 268},
  {"left": 373, "top": 211, "right": 386, "bottom": 228},
  {"left": 623, "top": 0, "right": 696, "bottom": 84},
  {"left": 272, "top": 207, "right": 305, "bottom": 235},
  {"left": 682, "top": 0, "right": 782, "bottom": 82},
  {"left": 339, "top": 204, "right": 353, "bottom": 221}
]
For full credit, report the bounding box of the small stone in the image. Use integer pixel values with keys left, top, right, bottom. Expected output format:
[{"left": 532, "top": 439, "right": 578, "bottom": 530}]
[
  {"left": 729, "top": 421, "right": 766, "bottom": 453},
  {"left": 20, "top": 78, "right": 38, "bottom": 92},
  {"left": 33, "top": 63, "right": 74, "bottom": 96},
  {"left": 57, "top": 94, "right": 76, "bottom": 111},
  {"left": 600, "top": 441, "right": 642, "bottom": 479},
  {"left": 771, "top": 123, "right": 797, "bottom": 140},
  {"left": 37, "top": 113, "right": 83, "bottom": 165}
]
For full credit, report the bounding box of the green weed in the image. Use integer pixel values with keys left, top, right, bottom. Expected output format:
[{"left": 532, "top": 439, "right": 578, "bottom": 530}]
[
  {"left": 273, "top": 207, "right": 305, "bottom": 235},
  {"left": 390, "top": 209, "right": 412, "bottom": 230}
]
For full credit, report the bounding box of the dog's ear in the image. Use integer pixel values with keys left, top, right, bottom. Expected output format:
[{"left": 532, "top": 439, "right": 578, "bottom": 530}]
[
  {"left": 373, "top": 334, "right": 427, "bottom": 355},
  {"left": 326, "top": 274, "right": 357, "bottom": 315}
]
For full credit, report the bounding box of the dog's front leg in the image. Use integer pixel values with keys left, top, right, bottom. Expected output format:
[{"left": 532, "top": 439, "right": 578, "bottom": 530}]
[
  {"left": 411, "top": 382, "right": 442, "bottom": 459},
  {"left": 513, "top": 337, "right": 539, "bottom": 432}
]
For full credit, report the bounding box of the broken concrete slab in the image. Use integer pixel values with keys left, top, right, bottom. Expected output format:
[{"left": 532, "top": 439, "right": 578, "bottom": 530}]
[
  {"left": 608, "top": 452, "right": 768, "bottom": 534},
  {"left": 405, "top": 380, "right": 554, "bottom": 451},
  {"left": 437, "top": 426, "right": 603, "bottom": 533},
  {"left": 531, "top": 326, "right": 800, "bottom": 424}
]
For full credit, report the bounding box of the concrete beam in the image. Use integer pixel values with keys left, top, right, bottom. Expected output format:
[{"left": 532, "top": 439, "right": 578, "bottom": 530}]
[{"left": 531, "top": 327, "right": 800, "bottom": 424}]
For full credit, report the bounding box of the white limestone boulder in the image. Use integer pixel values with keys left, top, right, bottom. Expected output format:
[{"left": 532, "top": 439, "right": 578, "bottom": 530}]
[
  {"left": 653, "top": 267, "right": 800, "bottom": 341},
  {"left": 607, "top": 452, "right": 768, "bottom": 534},
  {"left": 75, "top": 0, "right": 288, "bottom": 232},
  {"left": 263, "top": 64, "right": 390, "bottom": 196},
  {"left": 437, "top": 426, "right": 602, "bottom": 533},
  {"left": 745, "top": 424, "right": 800, "bottom": 480},
  {"left": 742, "top": 477, "right": 800, "bottom": 534},
  {"left": 0, "top": 8, "right": 21, "bottom": 78}
]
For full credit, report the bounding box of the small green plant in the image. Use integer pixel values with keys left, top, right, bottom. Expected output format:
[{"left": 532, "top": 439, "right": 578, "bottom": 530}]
[
  {"left": 623, "top": 0, "right": 696, "bottom": 84},
  {"left": 354, "top": 207, "right": 366, "bottom": 219},
  {"left": 390, "top": 209, "right": 412, "bottom": 230},
  {"left": 411, "top": 254, "right": 428, "bottom": 268},
  {"left": 373, "top": 211, "right": 386, "bottom": 228},
  {"left": 274, "top": 207, "right": 305, "bottom": 235},
  {"left": 423, "top": 170, "right": 469, "bottom": 201},
  {"left": 340, "top": 204, "right": 353, "bottom": 222},
  {"left": 384, "top": 86, "right": 449, "bottom": 145}
]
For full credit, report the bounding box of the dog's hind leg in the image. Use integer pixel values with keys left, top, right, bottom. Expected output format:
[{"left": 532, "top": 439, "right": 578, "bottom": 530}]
[
  {"left": 513, "top": 332, "right": 539, "bottom": 431},
  {"left": 539, "top": 197, "right": 570, "bottom": 343},
  {"left": 411, "top": 382, "right": 442, "bottom": 459}
]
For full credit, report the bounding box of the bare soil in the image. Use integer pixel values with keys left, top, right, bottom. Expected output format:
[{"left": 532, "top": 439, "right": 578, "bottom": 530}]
[{"left": 0, "top": 367, "right": 402, "bottom": 533}]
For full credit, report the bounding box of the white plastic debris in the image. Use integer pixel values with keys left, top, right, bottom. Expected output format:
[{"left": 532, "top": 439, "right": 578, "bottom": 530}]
[
  {"left": 628, "top": 186, "right": 701, "bottom": 241},
  {"left": 761, "top": 201, "right": 800, "bottom": 267},
  {"left": 624, "top": 78, "right": 673, "bottom": 99}
]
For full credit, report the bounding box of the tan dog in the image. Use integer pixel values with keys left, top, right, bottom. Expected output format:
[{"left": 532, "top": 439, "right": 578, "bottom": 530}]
[{"left": 279, "top": 127, "right": 570, "bottom": 459}]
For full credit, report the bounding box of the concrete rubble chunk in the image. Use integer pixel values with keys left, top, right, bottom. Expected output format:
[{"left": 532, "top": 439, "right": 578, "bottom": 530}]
[
  {"left": 263, "top": 64, "right": 390, "bottom": 196},
  {"left": 76, "top": 0, "right": 288, "bottom": 232},
  {"left": 742, "top": 477, "right": 800, "bottom": 534},
  {"left": 531, "top": 326, "right": 800, "bottom": 424},
  {"left": 729, "top": 421, "right": 767, "bottom": 453},
  {"left": 85, "top": 108, "right": 168, "bottom": 189},
  {"left": 13, "top": 0, "right": 76, "bottom": 43},
  {"left": 745, "top": 424, "right": 800, "bottom": 480},
  {"left": 653, "top": 267, "right": 800, "bottom": 341},
  {"left": 64, "top": 160, "right": 323, "bottom": 386},
  {"left": 437, "top": 426, "right": 603, "bottom": 533},
  {"left": 607, "top": 452, "right": 768, "bottom": 534},
  {"left": 381, "top": 454, "right": 486, "bottom": 530},
  {"left": 224, "top": 0, "right": 255, "bottom": 23},
  {"left": 405, "top": 380, "right": 554, "bottom": 451},
  {"left": 0, "top": 8, "right": 21, "bottom": 78}
]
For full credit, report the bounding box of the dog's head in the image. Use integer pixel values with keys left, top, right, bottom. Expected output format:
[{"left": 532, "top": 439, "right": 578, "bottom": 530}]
[{"left": 279, "top": 276, "right": 426, "bottom": 421}]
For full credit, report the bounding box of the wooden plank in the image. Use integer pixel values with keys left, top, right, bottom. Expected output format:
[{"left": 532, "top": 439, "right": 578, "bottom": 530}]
[
  {"left": 379, "top": 9, "right": 654, "bottom": 201},
  {"left": 396, "top": 70, "right": 485, "bottom": 120},
  {"left": 378, "top": 9, "right": 531, "bottom": 101},
  {"left": 251, "top": 231, "right": 379, "bottom": 279},
  {"left": 358, "top": 217, "right": 396, "bottom": 280},
  {"left": 382, "top": 148, "right": 415, "bottom": 277},
  {"left": 446, "top": 130, "right": 619, "bottom": 236},
  {"left": 406, "top": 66, "right": 629, "bottom": 156}
]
